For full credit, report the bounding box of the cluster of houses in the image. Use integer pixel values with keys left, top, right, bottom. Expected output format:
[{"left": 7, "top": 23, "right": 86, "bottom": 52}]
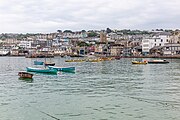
[{"left": 0, "top": 29, "right": 180, "bottom": 58}]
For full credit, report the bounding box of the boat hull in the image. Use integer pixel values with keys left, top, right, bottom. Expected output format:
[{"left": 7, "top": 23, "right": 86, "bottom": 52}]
[
  {"left": 48, "top": 66, "right": 75, "bottom": 72},
  {"left": 18, "top": 72, "right": 33, "bottom": 79},
  {"left": 148, "top": 61, "right": 169, "bottom": 64},
  {"left": 65, "top": 59, "right": 85, "bottom": 62},
  {"left": 148, "top": 60, "right": 169, "bottom": 64},
  {"left": 100, "top": 57, "right": 114, "bottom": 61},
  {"left": 34, "top": 61, "right": 44, "bottom": 65},
  {"left": 86, "top": 58, "right": 102, "bottom": 62},
  {"left": 44, "top": 62, "right": 55, "bottom": 66},
  {"left": 26, "top": 67, "right": 57, "bottom": 74},
  {"left": 132, "top": 61, "right": 147, "bottom": 64}
]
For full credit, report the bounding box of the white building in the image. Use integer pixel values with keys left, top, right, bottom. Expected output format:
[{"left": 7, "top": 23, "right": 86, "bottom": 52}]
[
  {"left": 142, "top": 33, "right": 170, "bottom": 54},
  {"left": 63, "top": 32, "right": 87, "bottom": 38},
  {"left": 163, "top": 43, "right": 180, "bottom": 55},
  {"left": 18, "top": 41, "right": 33, "bottom": 49}
]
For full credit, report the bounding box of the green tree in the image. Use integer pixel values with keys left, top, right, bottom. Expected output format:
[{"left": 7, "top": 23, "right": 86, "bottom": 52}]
[
  {"left": 63, "top": 30, "right": 73, "bottom": 33},
  {"left": 57, "top": 30, "right": 62, "bottom": 33},
  {"left": 77, "top": 41, "right": 90, "bottom": 47},
  {"left": 81, "top": 30, "right": 86, "bottom": 33},
  {"left": 106, "top": 28, "right": 112, "bottom": 33},
  {"left": 87, "top": 32, "right": 98, "bottom": 37}
]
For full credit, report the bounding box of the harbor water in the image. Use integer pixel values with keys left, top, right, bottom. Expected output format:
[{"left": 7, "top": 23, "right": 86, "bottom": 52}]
[{"left": 0, "top": 57, "right": 180, "bottom": 120}]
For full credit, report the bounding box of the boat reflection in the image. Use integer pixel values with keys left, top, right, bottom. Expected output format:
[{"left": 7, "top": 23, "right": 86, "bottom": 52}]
[{"left": 18, "top": 77, "right": 33, "bottom": 83}]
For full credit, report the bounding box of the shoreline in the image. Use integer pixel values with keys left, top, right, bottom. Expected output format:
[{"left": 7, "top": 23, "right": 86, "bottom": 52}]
[
  {"left": 121, "top": 56, "right": 180, "bottom": 59},
  {"left": 0, "top": 55, "right": 180, "bottom": 59}
]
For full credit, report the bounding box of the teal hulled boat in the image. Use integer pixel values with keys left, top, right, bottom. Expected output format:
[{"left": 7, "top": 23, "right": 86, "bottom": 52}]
[
  {"left": 48, "top": 66, "right": 75, "bottom": 72},
  {"left": 26, "top": 67, "right": 57, "bottom": 74},
  {"left": 34, "top": 61, "right": 44, "bottom": 65}
]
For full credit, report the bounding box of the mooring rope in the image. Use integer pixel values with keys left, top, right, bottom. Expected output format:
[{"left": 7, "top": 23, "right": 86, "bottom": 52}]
[
  {"left": 24, "top": 102, "right": 61, "bottom": 120},
  {"left": 39, "top": 110, "right": 60, "bottom": 120}
]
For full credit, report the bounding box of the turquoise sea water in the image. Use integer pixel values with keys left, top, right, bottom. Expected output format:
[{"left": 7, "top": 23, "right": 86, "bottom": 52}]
[{"left": 0, "top": 57, "right": 180, "bottom": 120}]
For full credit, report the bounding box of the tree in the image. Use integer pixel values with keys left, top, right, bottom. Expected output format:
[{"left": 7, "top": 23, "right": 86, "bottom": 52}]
[
  {"left": 81, "top": 30, "right": 86, "bottom": 33},
  {"left": 63, "top": 30, "right": 73, "bottom": 33},
  {"left": 57, "top": 30, "right": 62, "bottom": 33},
  {"left": 106, "top": 28, "right": 112, "bottom": 33},
  {"left": 87, "top": 32, "right": 98, "bottom": 37},
  {"left": 77, "top": 41, "right": 90, "bottom": 47}
]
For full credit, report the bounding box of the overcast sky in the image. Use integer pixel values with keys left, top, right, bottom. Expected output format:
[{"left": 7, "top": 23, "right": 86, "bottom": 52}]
[{"left": 0, "top": 0, "right": 179, "bottom": 33}]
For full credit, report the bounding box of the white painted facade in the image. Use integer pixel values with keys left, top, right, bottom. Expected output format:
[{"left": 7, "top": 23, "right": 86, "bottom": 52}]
[
  {"left": 63, "top": 32, "right": 87, "bottom": 38},
  {"left": 142, "top": 35, "right": 170, "bottom": 53},
  {"left": 18, "top": 41, "right": 33, "bottom": 49}
]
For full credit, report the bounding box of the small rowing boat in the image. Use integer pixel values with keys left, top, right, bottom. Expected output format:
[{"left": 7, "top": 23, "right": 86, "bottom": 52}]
[
  {"left": 18, "top": 72, "right": 33, "bottom": 79},
  {"left": 26, "top": 67, "right": 57, "bottom": 74}
]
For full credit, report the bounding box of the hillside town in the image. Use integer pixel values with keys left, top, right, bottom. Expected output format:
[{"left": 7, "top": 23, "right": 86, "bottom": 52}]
[{"left": 0, "top": 28, "right": 180, "bottom": 58}]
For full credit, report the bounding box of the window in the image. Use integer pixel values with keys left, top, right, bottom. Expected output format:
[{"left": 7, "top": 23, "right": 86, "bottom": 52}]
[
  {"left": 143, "top": 40, "right": 148, "bottom": 43},
  {"left": 159, "top": 43, "right": 161, "bottom": 46},
  {"left": 155, "top": 39, "right": 156, "bottom": 42},
  {"left": 143, "top": 44, "right": 149, "bottom": 47},
  {"left": 161, "top": 39, "right": 163, "bottom": 42},
  {"left": 143, "top": 48, "right": 149, "bottom": 51},
  {"left": 155, "top": 43, "right": 156, "bottom": 46}
]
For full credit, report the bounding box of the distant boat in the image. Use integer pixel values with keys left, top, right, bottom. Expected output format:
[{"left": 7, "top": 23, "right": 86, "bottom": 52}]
[
  {"left": 114, "top": 56, "right": 121, "bottom": 60},
  {"left": 34, "top": 61, "right": 44, "bottom": 65},
  {"left": 48, "top": 66, "right": 75, "bottom": 72},
  {"left": 26, "top": 67, "right": 57, "bottom": 74},
  {"left": 148, "top": 59, "right": 169, "bottom": 64},
  {"left": 100, "top": 57, "right": 114, "bottom": 61},
  {"left": 44, "top": 55, "right": 55, "bottom": 66},
  {"left": 44, "top": 62, "right": 55, "bottom": 66},
  {"left": 18, "top": 72, "right": 33, "bottom": 79},
  {"left": 65, "top": 59, "right": 85, "bottom": 62},
  {"left": 132, "top": 61, "right": 147, "bottom": 65},
  {"left": 86, "top": 58, "right": 102, "bottom": 62}
]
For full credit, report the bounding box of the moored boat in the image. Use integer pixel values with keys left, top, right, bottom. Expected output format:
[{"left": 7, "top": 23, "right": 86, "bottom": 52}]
[
  {"left": 132, "top": 61, "right": 147, "bottom": 64},
  {"left": 26, "top": 67, "right": 57, "bottom": 74},
  {"left": 65, "top": 59, "right": 85, "bottom": 62},
  {"left": 100, "top": 57, "right": 114, "bottom": 61},
  {"left": 114, "top": 56, "right": 121, "bottom": 60},
  {"left": 18, "top": 72, "right": 33, "bottom": 79},
  {"left": 44, "top": 62, "right": 55, "bottom": 66},
  {"left": 34, "top": 61, "right": 44, "bottom": 65},
  {"left": 86, "top": 58, "right": 102, "bottom": 62},
  {"left": 48, "top": 66, "right": 75, "bottom": 72},
  {"left": 148, "top": 59, "right": 169, "bottom": 64}
]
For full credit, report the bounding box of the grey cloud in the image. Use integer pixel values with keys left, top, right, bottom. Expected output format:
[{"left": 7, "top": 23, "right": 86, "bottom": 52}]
[{"left": 0, "top": 0, "right": 179, "bottom": 33}]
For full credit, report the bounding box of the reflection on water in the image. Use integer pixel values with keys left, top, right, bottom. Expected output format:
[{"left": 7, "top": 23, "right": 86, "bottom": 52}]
[
  {"left": 0, "top": 57, "right": 180, "bottom": 120},
  {"left": 18, "top": 77, "right": 34, "bottom": 83}
]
